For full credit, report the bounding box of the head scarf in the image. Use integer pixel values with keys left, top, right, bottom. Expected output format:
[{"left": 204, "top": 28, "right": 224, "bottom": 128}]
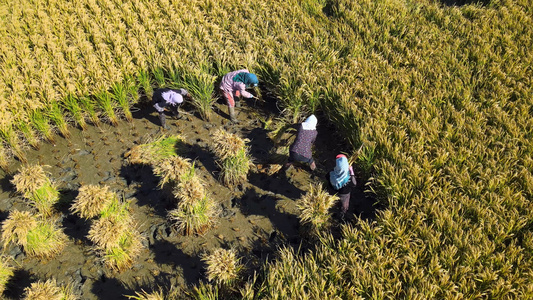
[
  {"left": 301, "top": 114, "right": 317, "bottom": 130},
  {"left": 329, "top": 155, "right": 350, "bottom": 190},
  {"left": 233, "top": 72, "right": 259, "bottom": 88}
]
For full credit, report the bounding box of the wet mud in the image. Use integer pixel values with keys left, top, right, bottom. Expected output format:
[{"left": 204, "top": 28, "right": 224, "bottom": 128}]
[{"left": 0, "top": 99, "right": 376, "bottom": 299}]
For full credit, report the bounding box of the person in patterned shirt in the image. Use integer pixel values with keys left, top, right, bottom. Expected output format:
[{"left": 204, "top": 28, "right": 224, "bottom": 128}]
[
  {"left": 152, "top": 88, "right": 189, "bottom": 129},
  {"left": 286, "top": 114, "right": 318, "bottom": 171},
  {"left": 219, "top": 69, "right": 259, "bottom": 123}
]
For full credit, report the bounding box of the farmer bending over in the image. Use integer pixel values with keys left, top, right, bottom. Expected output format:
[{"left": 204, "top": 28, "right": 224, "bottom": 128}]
[
  {"left": 152, "top": 88, "right": 189, "bottom": 129},
  {"left": 285, "top": 114, "right": 318, "bottom": 171},
  {"left": 219, "top": 69, "right": 258, "bottom": 123},
  {"left": 327, "top": 154, "right": 357, "bottom": 218}
]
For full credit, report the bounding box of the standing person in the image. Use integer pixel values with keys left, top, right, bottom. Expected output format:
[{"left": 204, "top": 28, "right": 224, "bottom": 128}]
[
  {"left": 152, "top": 88, "right": 189, "bottom": 129},
  {"left": 286, "top": 114, "right": 318, "bottom": 171},
  {"left": 327, "top": 154, "right": 357, "bottom": 218},
  {"left": 219, "top": 69, "right": 258, "bottom": 123}
]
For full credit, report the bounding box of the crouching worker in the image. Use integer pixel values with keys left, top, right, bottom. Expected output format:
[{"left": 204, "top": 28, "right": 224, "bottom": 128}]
[
  {"left": 285, "top": 114, "right": 318, "bottom": 171},
  {"left": 219, "top": 69, "right": 258, "bottom": 123},
  {"left": 327, "top": 154, "right": 357, "bottom": 218},
  {"left": 152, "top": 88, "right": 189, "bottom": 129}
]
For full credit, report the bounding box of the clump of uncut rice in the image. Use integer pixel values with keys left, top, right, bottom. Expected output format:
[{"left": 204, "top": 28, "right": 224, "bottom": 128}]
[
  {"left": 210, "top": 129, "right": 252, "bottom": 187},
  {"left": 11, "top": 164, "right": 59, "bottom": 216},
  {"left": 202, "top": 248, "right": 243, "bottom": 286},
  {"left": 0, "top": 256, "right": 15, "bottom": 295},
  {"left": 296, "top": 184, "right": 339, "bottom": 234},
  {"left": 125, "top": 135, "right": 182, "bottom": 165},
  {"left": 152, "top": 156, "right": 192, "bottom": 188},
  {"left": 23, "top": 279, "right": 77, "bottom": 300},
  {"left": 1, "top": 210, "right": 66, "bottom": 259},
  {"left": 70, "top": 185, "right": 116, "bottom": 219}
]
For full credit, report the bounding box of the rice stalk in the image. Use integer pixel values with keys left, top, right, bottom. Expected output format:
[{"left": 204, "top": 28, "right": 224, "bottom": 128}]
[
  {"left": 25, "top": 221, "right": 67, "bottom": 258},
  {"left": 23, "top": 279, "right": 77, "bottom": 300},
  {"left": 202, "top": 248, "right": 243, "bottom": 286},
  {"left": 70, "top": 185, "right": 116, "bottom": 219},
  {"left": 62, "top": 93, "right": 88, "bottom": 130},
  {"left": 137, "top": 69, "right": 153, "bottom": 99},
  {"left": 112, "top": 81, "right": 133, "bottom": 123},
  {"left": 168, "top": 196, "right": 218, "bottom": 236},
  {"left": 11, "top": 164, "right": 59, "bottom": 216},
  {"left": 101, "top": 228, "right": 144, "bottom": 272},
  {"left": 96, "top": 90, "right": 119, "bottom": 126},
  {"left": 1, "top": 210, "right": 38, "bottom": 249},
  {"left": 126, "top": 288, "right": 165, "bottom": 300},
  {"left": 48, "top": 102, "right": 70, "bottom": 139},
  {"left": 17, "top": 119, "right": 41, "bottom": 150},
  {"left": 0, "top": 125, "right": 25, "bottom": 163},
  {"left": 79, "top": 96, "right": 101, "bottom": 128},
  {"left": 182, "top": 70, "right": 216, "bottom": 121},
  {"left": 296, "top": 184, "right": 338, "bottom": 234},
  {"left": 0, "top": 142, "right": 11, "bottom": 172},
  {"left": 30, "top": 110, "right": 55, "bottom": 144},
  {"left": 125, "top": 135, "right": 182, "bottom": 165},
  {"left": 218, "top": 148, "right": 251, "bottom": 188},
  {"left": 152, "top": 156, "right": 192, "bottom": 188}
]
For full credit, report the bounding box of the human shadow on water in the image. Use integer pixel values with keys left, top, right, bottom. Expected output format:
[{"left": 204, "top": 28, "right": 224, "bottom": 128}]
[
  {"left": 119, "top": 164, "right": 173, "bottom": 219},
  {"left": 91, "top": 276, "right": 135, "bottom": 300},
  {"left": 3, "top": 269, "right": 33, "bottom": 299},
  {"left": 247, "top": 171, "right": 304, "bottom": 200},
  {"left": 151, "top": 239, "right": 202, "bottom": 286}
]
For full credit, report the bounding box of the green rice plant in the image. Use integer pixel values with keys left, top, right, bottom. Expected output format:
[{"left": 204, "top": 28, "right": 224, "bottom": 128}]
[
  {"left": 296, "top": 184, "right": 338, "bottom": 235},
  {"left": 152, "top": 156, "right": 192, "bottom": 188},
  {"left": 70, "top": 185, "right": 116, "bottom": 219},
  {"left": 125, "top": 135, "right": 182, "bottom": 165},
  {"left": 78, "top": 96, "right": 101, "bottom": 128},
  {"left": 95, "top": 90, "right": 119, "bottom": 126},
  {"left": 47, "top": 102, "right": 70, "bottom": 139},
  {"left": 210, "top": 129, "right": 252, "bottom": 187},
  {"left": 62, "top": 94, "right": 88, "bottom": 131},
  {"left": 11, "top": 164, "right": 59, "bottom": 216},
  {"left": 23, "top": 279, "right": 77, "bottom": 300},
  {"left": 181, "top": 70, "right": 216, "bottom": 121},
  {"left": 112, "top": 81, "right": 133, "bottom": 123},
  {"left": 30, "top": 110, "right": 55, "bottom": 144},
  {"left": 126, "top": 288, "right": 165, "bottom": 300},
  {"left": 17, "top": 119, "right": 40, "bottom": 150},
  {"left": 137, "top": 69, "right": 153, "bottom": 100},
  {"left": 168, "top": 196, "right": 218, "bottom": 236},
  {"left": 202, "top": 248, "right": 243, "bottom": 286},
  {"left": 0, "top": 256, "right": 14, "bottom": 295},
  {"left": 152, "top": 67, "right": 167, "bottom": 87},
  {"left": 1, "top": 210, "right": 66, "bottom": 259}
]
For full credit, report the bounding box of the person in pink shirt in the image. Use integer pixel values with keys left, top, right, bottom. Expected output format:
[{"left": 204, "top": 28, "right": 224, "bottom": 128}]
[{"left": 219, "top": 69, "right": 258, "bottom": 123}]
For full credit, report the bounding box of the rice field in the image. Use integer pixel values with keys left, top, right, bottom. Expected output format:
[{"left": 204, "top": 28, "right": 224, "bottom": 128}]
[{"left": 0, "top": 0, "right": 532, "bottom": 299}]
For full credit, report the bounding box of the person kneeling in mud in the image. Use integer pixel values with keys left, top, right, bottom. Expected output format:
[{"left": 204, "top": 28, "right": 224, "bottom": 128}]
[
  {"left": 326, "top": 154, "right": 357, "bottom": 219},
  {"left": 285, "top": 114, "right": 318, "bottom": 171},
  {"left": 152, "top": 88, "right": 190, "bottom": 129}
]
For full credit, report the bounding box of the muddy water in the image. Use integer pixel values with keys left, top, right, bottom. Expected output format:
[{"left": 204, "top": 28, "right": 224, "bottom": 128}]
[{"left": 0, "top": 100, "right": 374, "bottom": 299}]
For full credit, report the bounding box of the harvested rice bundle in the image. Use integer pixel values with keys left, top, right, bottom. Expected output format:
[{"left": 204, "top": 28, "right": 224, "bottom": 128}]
[
  {"left": 296, "top": 184, "right": 339, "bottom": 235},
  {"left": 210, "top": 129, "right": 252, "bottom": 187},
  {"left": 23, "top": 279, "right": 77, "bottom": 300},
  {"left": 11, "top": 164, "right": 59, "bottom": 216},
  {"left": 202, "top": 248, "right": 243, "bottom": 286},
  {"left": 70, "top": 185, "right": 116, "bottom": 219},
  {"left": 152, "top": 156, "right": 192, "bottom": 188},
  {"left": 125, "top": 135, "right": 182, "bottom": 165}
]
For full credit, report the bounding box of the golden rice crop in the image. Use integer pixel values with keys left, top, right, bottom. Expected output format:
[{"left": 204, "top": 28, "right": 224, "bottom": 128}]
[
  {"left": 296, "top": 184, "right": 338, "bottom": 235},
  {"left": 202, "top": 248, "right": 243, "bottom": 286},
  {"left": 23, "top": 279, "right": 77, "bottom": 300},
  {"left": 210, "top": 129, "right": 248, "bottom": 160},
  {"left": 210, "top": 129, "right": 252, "bottom": 187},
  {"left": 152, "top": 156, "right": 192, "bottom": 188},
  {"left": 101, "top": 228, "right": 144, "bottom": 272},
  {"left": 1, "top": 210, "right": 66, "bottom": 258},
  {"left": 70, "top": 185, "right": 116, "bottom": 219},
  {"left": 168, "top": 196, "right": 218, "bottom": 236},
  {"left": 88, "top": 210, "right": 132, "bottom": 251},
  {"left": 173, "top": 175, "right": 206, "bottom": 208},
  {"left": 11, "top": 164, "right": 59, "bottom": 216}
]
